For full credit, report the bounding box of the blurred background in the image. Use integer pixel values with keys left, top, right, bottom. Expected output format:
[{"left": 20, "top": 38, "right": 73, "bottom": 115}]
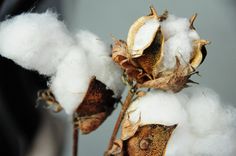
[{"left": 0, "top": 0, "right": 236, "bottom": 156}]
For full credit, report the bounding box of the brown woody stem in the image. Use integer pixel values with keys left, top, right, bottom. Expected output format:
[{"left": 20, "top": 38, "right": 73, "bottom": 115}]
[
  {"left": 73, "top": 124, "right": 79, "bottom": 156},
  {"left": 105, "top": 87, "right": 136, "bottom": 155}
]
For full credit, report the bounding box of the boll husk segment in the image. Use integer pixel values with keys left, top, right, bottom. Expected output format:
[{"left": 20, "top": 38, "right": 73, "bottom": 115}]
[{"left": 112, "top": 6, "right": 209, "bottom": 92}]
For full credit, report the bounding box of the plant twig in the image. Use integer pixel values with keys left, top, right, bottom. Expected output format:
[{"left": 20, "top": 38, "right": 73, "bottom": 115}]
[
  {"left": 73, "top": 124, "right": 79, "bottom": 156},
  {"left": 105, "top": 87, "right": 136, "bottom": 155}
]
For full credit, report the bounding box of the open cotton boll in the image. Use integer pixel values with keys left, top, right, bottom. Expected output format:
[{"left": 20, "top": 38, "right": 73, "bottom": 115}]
[
  {"left": 127, "top": 86, "right": 236, "bottom": 156},
  {"left": 132, "top": 19, "right": 160, "bottom": 51},
  {"left": 50, "top": 46, "right": 90, "bottom": 115},
  {"left": 0, "top": 11, "right": 74, "bottom": 75},
  {"left": 163, "top": 32, "right": 193, "bottom": 69},
  {"left": 76, "top": 30, "right": 125, "bottom": 97},
  {"left": 161, "top": 14, "right": 190, "bottom": 40}
]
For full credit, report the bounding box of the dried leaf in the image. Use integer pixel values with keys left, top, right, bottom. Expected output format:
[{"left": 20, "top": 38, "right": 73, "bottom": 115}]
[
  {"left": 75, "top": 76, "right": 117, "bottom": 134},
  {"left": 112, "top": 39, "right": 151, "bottom": 84},
  {"left": 123, "top": 124, "right": 177, "bottom": 156},
  {"left": 36, "top": 89, "right": 62, "bottom": 112}
]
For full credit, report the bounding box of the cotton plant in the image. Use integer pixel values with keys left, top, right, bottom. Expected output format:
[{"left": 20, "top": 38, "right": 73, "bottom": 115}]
[{"left": 0, "top": 6, "right": 235, "bottom": 156}]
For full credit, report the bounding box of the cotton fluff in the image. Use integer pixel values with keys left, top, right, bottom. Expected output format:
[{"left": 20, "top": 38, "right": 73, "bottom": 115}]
[
  {"left": 126, "top": 86, "right": 236, "bottom": 156},
  {"left": 160, "top": 14, "right": 200, "bottom": 69},
  {"left": 161, "top": 15, "right": 190, "bottom": 39},
  {"left": 50, "top": 31, "right": 125, "bottom": 114},
  {"left": 50, "top": 46, "right": 91, "bottom": 115},
  {"left": 75, "top": 30, "right": 124, "bottom": 97},
  {"left": 0, "top": 11, "right": 74, "bottom": 75}
]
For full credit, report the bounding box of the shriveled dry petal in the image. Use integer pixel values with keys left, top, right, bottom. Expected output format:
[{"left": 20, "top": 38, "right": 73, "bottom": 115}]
[
  {"left": 106, "top": 139, "right": 124, "bottom": 156},
  {"left": 123, "top": 124, "right": 177, "bottom": 156},
  {"left": 75, "top": 76, "right": 117, "bottom": 134},
  {"left": 112, "top": 39, "right": 151, "bottom": 84}
]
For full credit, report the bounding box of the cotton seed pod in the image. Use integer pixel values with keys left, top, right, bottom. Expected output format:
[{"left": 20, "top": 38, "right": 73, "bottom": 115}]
[
  {"left": 74, "top": 76, "right": 117, "bottom": 134},
  {"left": 37, "top": 76, "right": 118, "bottom": 134}
]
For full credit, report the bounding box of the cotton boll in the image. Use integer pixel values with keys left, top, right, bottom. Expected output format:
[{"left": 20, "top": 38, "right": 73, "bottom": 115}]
[
  {"left": 163, "top": 32, "right": 193, "bottom": 69},
  {"left": 0, "top": 12, "right": 74, "bottom": 75},
  {"left": 161, "top": 15, "right": 190, "bottom": 39},
  {"left": 127, "top": 90, "right": 187, "bottom": 126},
  {"left": 127, "top": 86, "right": 236, "bottom": 155},
  {"left": 76, "top": 30, "right": 125, "bottom": 97},
  {"left": 50, "top": 46, "right": 90, "bottom": 115}
]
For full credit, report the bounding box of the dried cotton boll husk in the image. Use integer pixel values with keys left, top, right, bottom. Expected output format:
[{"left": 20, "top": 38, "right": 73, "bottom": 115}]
[
  {"left": 112, "top": 6, "right": 209, "bottom": 92},
  {"left": 127, "top": 6, "right": 160, "bottom": 58},
  {"left": 50, "top": 46, "right": 90, "bottom": 115},
  {"left": 0, "top": 11, "right": 74, "bottom": 75},
  {"left": 76, "top": 30, "right": 125, "bottom": 97}
]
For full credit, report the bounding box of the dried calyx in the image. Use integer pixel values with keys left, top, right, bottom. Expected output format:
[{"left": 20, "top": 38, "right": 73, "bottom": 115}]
[{"left": 112, "top": 6, "right": 209, "bottom": 93}]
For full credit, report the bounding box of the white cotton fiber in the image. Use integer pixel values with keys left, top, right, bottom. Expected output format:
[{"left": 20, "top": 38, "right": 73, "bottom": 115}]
[
  {"left": 75, "top": 30, "right": 124, "bottom": 97},
  {"left": 127, "top": 90, "right": 187, "bottom": 126},
  {"left": 50, "top": 46, "right": 90, "bottom": 115},
  {"left": 159, "top": 14, "right": 201, "bottom": 69},
  {"left": 0, "top": 11, "right": 74, "bottom": 75},
  {"left": 50, "top": 30, "right": 125, "bottom": 114},
  {"left": 127, "top": 86, "right": 236, "bottom": 156},
  {"left": 163, "top": 32, "right": 193, "bottom": 69},
  {"left": 161, "top": 15, "right": 190, "bottom": 40}
]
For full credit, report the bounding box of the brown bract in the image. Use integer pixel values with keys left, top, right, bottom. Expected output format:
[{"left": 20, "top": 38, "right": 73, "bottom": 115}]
[
  {"left": 108, "top": 124, "right": 177, "bottom": 156},
  {"left": 74, "top": 76, "right": 117, "bottom": 134},
  {"left": 124, "top": 124, "right": 177, "bottom": 156},
  {"left": 37, "top": 76, "right": 118, "bottom": 134},
  {"left": 112, "top": 6, "right": 209, "bottom": 93}
]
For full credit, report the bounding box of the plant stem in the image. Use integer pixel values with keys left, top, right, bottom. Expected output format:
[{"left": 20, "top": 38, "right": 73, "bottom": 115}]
[
  {"left": 73, "top": 125, "right": 79, "bottom": 156},
  {"left": 105, "top": 88, "right": 136, "bottom": 154}
]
